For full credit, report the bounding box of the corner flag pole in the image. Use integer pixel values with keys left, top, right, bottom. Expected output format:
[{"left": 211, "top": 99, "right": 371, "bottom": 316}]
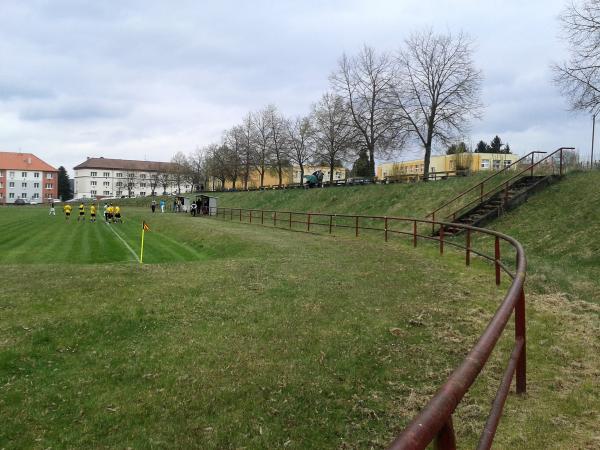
[{"left": 140, "top": 221, "right": 150, "bottom": 263}]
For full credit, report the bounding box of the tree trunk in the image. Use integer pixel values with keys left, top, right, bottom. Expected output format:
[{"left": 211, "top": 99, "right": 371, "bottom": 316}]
[
  {"left": 278, "top": 162, "right": 283, "bottom": 187},
  {"left": 329, "top": 160, "right": 335, "bottom": 183},
  {"left": 423, "top": 142, "right": 432, "bottom": 181},
  {"left": 299, "top": 164, "right": 304, "bottom": 186},
  {"left": 368, "top": 145, "right": 375, "bottom": 177}
]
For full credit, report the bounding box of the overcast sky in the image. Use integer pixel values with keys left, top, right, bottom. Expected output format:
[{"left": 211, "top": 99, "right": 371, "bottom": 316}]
[{"left": 0, "top": 0, "right": 592, "bottom": 172}]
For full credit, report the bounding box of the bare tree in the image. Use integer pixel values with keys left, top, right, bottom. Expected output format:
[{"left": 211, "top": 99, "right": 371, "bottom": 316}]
[
  {"left": 312, "top": 93, "right": 357, "bottom": 183},
  {"left": 553, "top": 0, "right": 600, "bottom": 111},
  {"left": 158, "top": 171, "right": 171, "bottom": 195},
  {"left": 187, "top": 147, "right": 207, "bottom": 192},
  {"left": 240, "top": 113, "right": 256, "bottom": 190},
  {"left": 330, "top": 45, "right": 401, "bottom": 176},
  {"left": 149, "top": 172, "right": 159, "bottom": 196},
  {"left": 251, "top": 107, "right": 273, "bottom": 188},
  {"left": 389, "top": 30, "right": 483, "bottom": 180},
  {"left": 223, "top": 127, "right": 244, "bottom": 189},
  {"left": 266, "top": 105, "right": 290, "bottom": 187},
  {"left": 125, "top": 172, "right": 137, "bottom": 198},
  {"left": 286, "top": 115, "right": 315, "bottom": 184},
  {"left": 170, "top": 151, "right": 188, "bottom": 194},
  {"left": 205, "top": 144, "right": 227, "bottom": 190}
]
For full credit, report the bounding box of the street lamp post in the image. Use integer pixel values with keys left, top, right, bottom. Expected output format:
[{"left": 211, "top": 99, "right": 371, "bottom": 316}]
[{"left": 592, "top": 113, "right": 596, "bottom": 168}]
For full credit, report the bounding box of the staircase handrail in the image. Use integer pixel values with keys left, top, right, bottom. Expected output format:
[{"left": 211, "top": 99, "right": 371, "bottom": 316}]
[
  {"left": 443, "top": 147, "right": 574, "bottom": 222},
  {"left": 426, "top": 151, "right": 546, "bottom": 221}
]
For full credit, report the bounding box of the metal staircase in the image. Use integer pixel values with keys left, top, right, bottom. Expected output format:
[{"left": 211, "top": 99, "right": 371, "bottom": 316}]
[{"left": 426, "top": 147, "right": 574, "bottom": 236}]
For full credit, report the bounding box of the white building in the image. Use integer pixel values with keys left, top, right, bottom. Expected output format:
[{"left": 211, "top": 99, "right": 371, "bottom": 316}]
[{"left": 73, "top": 157, "right": 192, "bottom": 199}]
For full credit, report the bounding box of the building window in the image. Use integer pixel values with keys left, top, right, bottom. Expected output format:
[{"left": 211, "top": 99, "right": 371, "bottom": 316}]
[
  {"left": 139, "top": 182, "right": 146, "bottom": 187},
  {"left": 116, "top": 191, "right": 122, "bottom": 196},
  {"left": 9, "top": 171, "right": 15, "bottom": 178},
  {"left": 91, "top": 171, "right": 97, "bottom": 177},
  {"left": 22, "top": 182, "right": 27, "bottom": 188},
  {"left": 103, "top": 190, "right": 110, "bottom": 195},
  {"left": 22, "top": 172, "right": 27, "bottom": 177},
  {"left": 481, "top": 159, "right": 490, "bottom": 169},
  {"left": 46, "top": 193, "right": 52, "bottom": 199},
  {"left": 34, "top": 172, "right": 40, "bottom": 178},
  {"left": 431, "top": 167, "right": 436, "bottom": 173},
  {"left": 33, "top": 193, "right": 39, "bottom": 199},
  {"left": 116, "top": 182, "right": 122, "bottom": 187},
  {"left": 9, "top": 193, "right": 15, "bottom": 199},
  {"left": 46, "top": 173, "right": 53, "bottom": 179},
  {"left": 103, "top": 181, "right": 110, "bottom": 186},
  {"left": 103, "top": 172, "right": 110, "bottom": 177},
  {"left": 493, "top": 160, "right": 501, "bottom": 170},
  {"left": 140, "top": 174, "right": 146, "bottom": 179},
  {"left": 0, "top": 182, "right": 3, "bottom": 188},
  {"left": 90, "top": 190, "right": 97, "bottom": 195},
  {"left": 45, "top": 183, "right": 52, "bottom": 189},
  {"left": 21, "top": 193, "right": 27, "bottom": 198},
  {"left": 34, "top": 182, "right": 40, "bottom": 188},
  {"left": 504, "top": 160, "right": 512, "bottom": 167},
  {"left": 90, "top": 181, "right": 97, "bottom": 186},
  {"left": 9, "top": 182, "right": 15, "bottom": 187},
  {"left": 116, "top": 173, "right": 123, "bottom": 178},
  {"left": 139, "top": 192, "right": 146, "bottom": 196},
  {"left": 128, "top": 173, "right": 135, "bottom": 178}
]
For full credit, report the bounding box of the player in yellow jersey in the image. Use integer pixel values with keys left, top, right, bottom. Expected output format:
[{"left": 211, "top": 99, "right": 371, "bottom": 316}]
[
  {"left": 77, "top": 202, "right": 85, "bottom": 222},
  {"left": 63, "top": 204, "right": 72, "bottom": 221},
  {"left": 114, "top": 205, "right": 122, "bottom": 223},
  {"left": 107, "top": 204, "right": 114, "bottom": 223},
  {"left": 90, "top": 204, "right": 97, "bottom": 223}
]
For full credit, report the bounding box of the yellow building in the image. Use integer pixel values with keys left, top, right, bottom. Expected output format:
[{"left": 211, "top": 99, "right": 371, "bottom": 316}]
[
  {"left": 376, "top": 152, "right": 517, "bottom": 180},
  {"left": 218, "top": 165, "right": 348, "bottom": 190}
]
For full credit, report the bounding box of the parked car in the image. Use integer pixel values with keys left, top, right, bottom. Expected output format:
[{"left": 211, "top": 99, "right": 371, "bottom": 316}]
[{"left": 13, "top": 198, "right": 26, "bottom": 205}]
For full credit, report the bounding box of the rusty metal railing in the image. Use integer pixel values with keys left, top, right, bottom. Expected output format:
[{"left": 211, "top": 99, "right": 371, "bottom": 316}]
[{"left": 203, "top": 207, "right": 528, "bottom": 449}]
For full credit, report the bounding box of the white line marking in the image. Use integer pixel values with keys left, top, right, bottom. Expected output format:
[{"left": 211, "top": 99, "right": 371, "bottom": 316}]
[{"left": 104, "top": 222, "right": 140, "bottom": 263}]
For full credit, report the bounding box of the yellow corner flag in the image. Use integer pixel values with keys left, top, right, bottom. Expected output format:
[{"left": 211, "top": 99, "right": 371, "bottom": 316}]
[{"left": 140, "top": 221, "right": 150, "bottom": 263}]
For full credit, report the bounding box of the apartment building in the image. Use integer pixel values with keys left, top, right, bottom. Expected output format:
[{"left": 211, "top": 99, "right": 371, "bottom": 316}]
[
  {"left": 376, "top": 152, "right": 517, "bottom": 179},
  {"left": 217, "top": 165, "right": 348, "bottom": 190},
  {"left": 73, "top": 157, "right": 191, "bottom": 199},
  {"left": 0, "top": 151, "right": 58, "bottom": 204}
]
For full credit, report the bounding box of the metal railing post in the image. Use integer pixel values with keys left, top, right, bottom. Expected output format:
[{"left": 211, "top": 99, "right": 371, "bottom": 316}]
[
  {"left": 530, "top": 153, "right": 534, "bottom": 177},
  {"left": 230, "top": 208, "right": 233, "bottom": 220},
  {"left": 329, "top": 215, "right": 333, "bottom": 234},
  {"left": 249, "top": 210, "right": 252, "bottom": 223},
  {"left": 413, "top": 220, "right": 417, "bottom": 247},
  {"left": 261, "top": 210, "right": 264, "bottom": 225},
  {"left": 384, "top": 216, "right": 388, "bottom": 242},
  {"left": 431, "top": 212, "right": 435, "bottom": 235},
  {"left": 274, "top": 211, "right": 277, "bottom": 227},
  {"left": 355, "top": 216, "right": 359, "bottom": 237},
  {"left": 495, "top": 236, "right": 501, "bottom": 285},
  {"left": 466, "top": 228, "right": 471, "bottom": 266},
  {"left": 434, "top": 417, "right": 456, "bottom": 450},
  {"left": 239, "top": 209, "right": 242, "bottom": 221},
  {"left": 289, "top": 212, "right": 292, "bottom": 229},
  {"left": 440, "top": 225, "right": 444, "bottom": 255},
  {"left": 515, "top": 287, "right": 527, "bottom": 394},
  {"left": 559, "top": 148, "right": 564, "bottom": 176},
  {"left": 307, "top": 213, "right": 311, "bottom": 232}
]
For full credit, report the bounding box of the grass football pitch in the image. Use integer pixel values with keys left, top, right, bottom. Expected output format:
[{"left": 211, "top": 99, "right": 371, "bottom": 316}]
[{"left": 0, "top": 205, "right": 598, "bottom": 449}]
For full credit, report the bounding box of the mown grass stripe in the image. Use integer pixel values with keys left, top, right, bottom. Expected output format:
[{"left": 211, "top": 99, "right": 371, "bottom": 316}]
[{"left": 103, "top": 222, "right": 139, "bottom": 263}]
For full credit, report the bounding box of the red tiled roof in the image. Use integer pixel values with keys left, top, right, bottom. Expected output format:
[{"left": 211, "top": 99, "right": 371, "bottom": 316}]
[
  {"left": 0, "top": 152, "right": 57, "bottom": 172},
  {"left": 73, "top": 157, "right": 175, "bottom": 171}
]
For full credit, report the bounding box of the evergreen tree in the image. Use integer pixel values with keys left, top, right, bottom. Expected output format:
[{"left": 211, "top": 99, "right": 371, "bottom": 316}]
[
  {"left": 504, "top": 143, "right": 511, "bottom": 154},
  {"left": 57, "top": 166, "right": 73, "bottom": 200},
  {"left": 475, "top": 140, "right": 490, "bottom": 153},
  {"left": 351, "top": 149, "right": 371, "bottom": 177},
  {"left": 446, "top": 141, "right": 469, "bottom": 155},
  {"left": 489, "top": 135, "right": 502, "bottom": 153}
]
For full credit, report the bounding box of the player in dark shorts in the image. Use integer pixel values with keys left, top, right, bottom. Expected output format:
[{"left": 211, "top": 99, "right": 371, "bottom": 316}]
[
  {"left": 114, "top": 205, "right": 122, "bottom": 223},
  {"left": 77, "top": 202, "right": 85, "bottom": 222}
]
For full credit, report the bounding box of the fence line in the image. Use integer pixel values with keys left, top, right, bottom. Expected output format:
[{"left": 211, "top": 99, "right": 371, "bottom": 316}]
[{"left": 205, "top": 206, "right": 527, "bottom": 450}]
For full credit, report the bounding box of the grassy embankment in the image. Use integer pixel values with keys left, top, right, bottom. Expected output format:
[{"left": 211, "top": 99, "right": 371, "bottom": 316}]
[
  {"left": 215, "top": 169, "right": 600, "bottom": 448},
  {"left": 1, "top": 171, "right": 598, "bottom": 449}
]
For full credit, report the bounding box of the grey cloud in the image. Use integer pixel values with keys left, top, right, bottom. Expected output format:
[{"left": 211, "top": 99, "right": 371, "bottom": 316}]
[
  {"left": 19, "top": 100, "right": 130, "bottom": 122},
  {"left": 0, "top": 82, "right": 55, "bottom": 100}
]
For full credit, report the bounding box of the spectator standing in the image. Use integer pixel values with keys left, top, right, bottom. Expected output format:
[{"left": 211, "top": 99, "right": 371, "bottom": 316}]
[{"left": 151, "top": 199, "right": 156, "bottom": 213}]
